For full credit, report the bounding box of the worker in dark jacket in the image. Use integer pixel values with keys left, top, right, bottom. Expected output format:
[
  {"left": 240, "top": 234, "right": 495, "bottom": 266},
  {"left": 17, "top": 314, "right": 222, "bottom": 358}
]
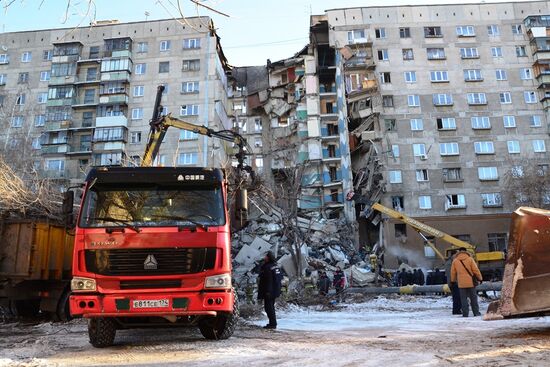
[
  {"left": 318, "top": 271, "right": 330, "bottom": 296},
  {"left": 257, "top": 251, "right": 282, "bottom": 329}
]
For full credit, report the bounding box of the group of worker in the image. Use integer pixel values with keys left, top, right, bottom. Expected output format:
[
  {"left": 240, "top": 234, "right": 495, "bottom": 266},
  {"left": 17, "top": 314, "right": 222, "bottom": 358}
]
[{"left": 394, "top": 268, "right": 426, "bottom": 286}]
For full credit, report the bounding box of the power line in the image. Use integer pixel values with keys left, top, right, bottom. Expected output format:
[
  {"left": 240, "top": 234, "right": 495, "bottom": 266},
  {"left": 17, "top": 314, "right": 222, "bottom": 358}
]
[{"left": 224, "top": 37, "right": 308, "bottom": 49}]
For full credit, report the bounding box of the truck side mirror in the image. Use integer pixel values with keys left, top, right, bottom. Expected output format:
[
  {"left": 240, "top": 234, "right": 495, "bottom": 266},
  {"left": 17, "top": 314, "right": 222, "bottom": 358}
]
[
  {"left": 235, "top": 188, "right": 248, "bottom": 221},
  {"left": 62, "top": 191, "right": 75, "bottom": 228}
]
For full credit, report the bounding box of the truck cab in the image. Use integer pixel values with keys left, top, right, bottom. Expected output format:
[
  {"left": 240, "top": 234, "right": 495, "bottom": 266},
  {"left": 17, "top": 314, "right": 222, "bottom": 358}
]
[{"left": 69, "top": 166, "right": 237, "bottom": 347}]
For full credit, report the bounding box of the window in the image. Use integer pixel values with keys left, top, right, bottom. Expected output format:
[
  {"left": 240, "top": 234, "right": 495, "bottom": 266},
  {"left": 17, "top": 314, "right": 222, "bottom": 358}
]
[
  {"left": 94, "top": 153, "right": 122, "bottom": 166},
  {"left": 478, "top": 167, "right": 498, "bottom": 181},
  {"left": 437, "top": 117, "right": 456, "bottom": 130},
  {"left": 254, "top": 137, "right": 262, "bottom": 148},
  {"left": 181, "top": 81, "right": 199, "bottom": 93},
  {"left": 131, "top": 108, "right": 143, "bottom": 120},
  {"left": 533, "top": 140, "right": 546, "bottom": 152},
  {"left": 100, "top": 58, "right": 131, "bottom": 72},
  {"left": 516, "top": 46, "right": 527, "bottom": 57},
  {"left": 137, "top": 42, "right": 148, "bottom": 53},
  {"left": 443, "top": 168, "right": 462, "bottom": 182},
  {"left": 377, "top": 49, "right": 389, "bottom": 61},
  {"left": 45, "top": 159, "right": 64, "bottom": 172},
  {"left": 474, "top": 141, "right": 495, "bottom": 154},
  {"left": 456, "top": 25, "right": 475, "bottom": 37},
  {"left": 34, "top": 114, "right": 45, "bottom": 126},
  {"left": 433, "top": 93, "right": 453, "bottom": 106},
  {"left": 538, "top": 164, "right": 549, "bottom": 176},
  {"left": 524, "top": 91, "right": 538, "bottom": 104},
  {"left": 347, "top": 29, "right": 366, "bottom": 43},
  {"left": 404, "top": 71, "right": 416, "bottom": 83},
  {"left": 512, "top": 24, "right": 522, "bottom": 35},
  {"left": 446, "top": 194, "right": 466, "bottom": 209},
  {"left": 402, "top": 48, "right": 414, "bottom": 60},
  {"left": 495, "top": 69, "right": 507, "bottom": 81},
  {"left": 180, "top": 104, "right": 199, "bottom": 116},
  {"left": 88, "top": 46, "right": 100, "bottom": 59},
  {"left": 0, "top": 54, "right": 8, "bottom": 64},
  {"left": 375, "top": 28, "right": 386, "bottom": 39},
  {"left": 379, "top": 72, "right": 391, "bottom": 84},
  {"left": 11, "top": 116, "right": 24, "bottom": 127},
  {"left": 391, "top": 196, "right": 404, "bottom": 211},
  {"left": 464, "top": 69, "right": 482, "bottom": 81},
  {"left": 32, "top": 137, "right": 41, "bottom": 150},
  {"left": 399, "top": 27, "right": 411, "bottom": 38},
  {"left": 487, "top": 25, "right": 500, "bottom": 36},
  {"left": 410, "top": 118, "right": 423, "bottom": 131},
  {"left": 440, "top": 142, "right": 459, "bottom": 156},
  {"left": 182, "top": 59, "right": 200, "bottom": 71},
  {"left": 413, "top": 144, "right": 426, "bottom": 156},
  {"left": 389, "top": 170, "right": 402, "bottom": 183},
  {"left": 408, "top": 95, "right": 420, "bottom": 107},
  {"left": 390, "top": 145, "right": 400, "bottom": 158},
  {"left": 159, "top": 61, "right": 170, "bottom": 73},
  {"left": 467, "top": 93, "right": 487, "bottom": 105},
  {"left": 499, "top": 92, "right": 512, "bottom": 104},
  {"left": 0, "top": 74, "right": 6, "bottom": 85},
  {"left": 18, "top": 72, "right": 29, "bottom": 84},
  {"left": 482, "top": 193, "right": 502, "bottom": 207},
  {"left": 130, "top": 131, "right": 142, "bottom": 144},
  {"left": 15, "top": 93, "right": 26, "bottom": 105},
  {"left": 503, "top": 115, "right": 516, "bottom": 128},
  {"left": 160, "top": 40, "right": 171, "bottom": 51},
  {"left": 21, "top": 51, "right": 31, "bottom": 62},
  {"left": 424, "top": 26, "right": 442, "bottom": 37},
  {"left": 416, "top": 169, "right": 429, "bottom": 182},
  {"left": 419, "top": 196, "right": 432, "bottom": 209},
  {"left": 511, "top": 165, "right": 524, "bottom": 178},
  {"left": 530, "top": 115, "right": 542, "bottom": 127},
  {"left": 471, "top": 116, "right": 491, "bottom": 129},
  {"left": 460, "top": 48, "right": 479, "bottom": 59},
  {"left": 178, "top": 152, "right": 198, "bottom": 165},
  {"left": 43, "top": 50, "right": 53, "bottom": 60},
  {"left": 520, "top": 68, "right": 533, "bottom": 80},
  {"left": 424, "top": 242, "right": 437, "bottom": 258},
  {"left": 385, "top": 119, "right": 396, "bottom": 131},
  {"left": 491, "top": 47, "right": 503, "bottom": 58},
  {"left": 430, "top": 71, "right": 449, "bottom": 82},
  {"left": 183, "top": 38, "right": 201, "bottom": 49},
  {"left": 507, "top": 140, "right": 520, "bottom": 154},
  {"left": 135, "top": 63, "right": 146, "bottom": 74},
  {"left": 254, "top": 118, "right": 262, "bottom": 131},
  {"left": 40, "top": 71, "right": 50, "bottom": 81},
  {"left": 179, "top": 130, "right": 198, "bottom": 140},
  {"left": 488, "top": 233, "right": 507, "bottom": 252},
  {"left": 133, "top": 85, "right": 144, "bottom": 97},
  {"left": 427, "top": 48, "right": 446, "bottom": 60},
  {"left": 37, "top": 92, "right": 48, "bottom": 104},
  {"left": 93, "top": 127, "right": 124, "bottom": 142},
  {"left": 382, "top": 95, "right": 394, "bottom": 107}
]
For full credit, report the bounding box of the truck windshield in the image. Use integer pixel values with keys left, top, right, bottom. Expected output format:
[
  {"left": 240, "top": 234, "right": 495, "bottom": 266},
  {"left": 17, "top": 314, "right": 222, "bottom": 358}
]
[{"left": 79, "top": 184, "right": 225, "bottom": 228}]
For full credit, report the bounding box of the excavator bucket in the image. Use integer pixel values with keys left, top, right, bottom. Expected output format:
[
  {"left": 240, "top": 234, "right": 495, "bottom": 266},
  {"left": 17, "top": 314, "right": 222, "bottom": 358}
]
[{"left": 485, "top": 207, "right": 550, "bottom": 320}]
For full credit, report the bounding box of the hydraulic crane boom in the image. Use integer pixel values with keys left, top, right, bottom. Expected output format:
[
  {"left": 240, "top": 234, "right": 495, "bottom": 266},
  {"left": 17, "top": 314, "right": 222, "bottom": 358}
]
[{"left": 142, "top": 85, "right": 250, "bottom": 170}]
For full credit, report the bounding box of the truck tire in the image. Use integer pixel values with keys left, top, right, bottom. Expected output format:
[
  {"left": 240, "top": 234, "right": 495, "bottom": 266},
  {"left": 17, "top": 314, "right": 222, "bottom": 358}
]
[
  {"left": 56, "top": 289, "right": 72, "bottom": 322},
  {"left": 199, "top": 292, "right": 239, "bottom": 340},
  {"left": 88, "top": 317, "right": 117, "bottom": 348},
  {"left": 12, "top": 299, "right": 40, "bottom": 318}
]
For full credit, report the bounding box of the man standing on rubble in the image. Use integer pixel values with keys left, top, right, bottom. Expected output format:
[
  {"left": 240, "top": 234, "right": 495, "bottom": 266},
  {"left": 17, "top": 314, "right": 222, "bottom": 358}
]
[
  {"left": 445, "top": 249, "right": 462, "bottom": 315},
  {"left": 258, "top": 251, "right": 282, "bottom": 329},
  {"left": 451, "top": 248, "right": 483, "bottom": 317}
]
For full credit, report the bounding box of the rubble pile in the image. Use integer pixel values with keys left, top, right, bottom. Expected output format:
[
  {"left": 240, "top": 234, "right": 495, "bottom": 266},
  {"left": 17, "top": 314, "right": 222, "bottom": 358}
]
[{"left": 232, "top": 204, "right": 380, "bottom": 302}]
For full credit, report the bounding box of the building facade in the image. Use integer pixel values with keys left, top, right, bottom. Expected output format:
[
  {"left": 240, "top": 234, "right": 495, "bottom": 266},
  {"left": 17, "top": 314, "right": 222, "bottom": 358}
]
[
  {"left": 318, "top": 1, "right": 550, "bottom": 267},
  {"left": 0, "top": 17, "right": 232, "bottom": 184}
]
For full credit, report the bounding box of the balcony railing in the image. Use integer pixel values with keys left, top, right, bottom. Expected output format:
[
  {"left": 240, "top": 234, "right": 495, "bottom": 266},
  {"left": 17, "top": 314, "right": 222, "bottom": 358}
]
[{"left": 49, "top": 75, "right": 77, "bottom": 85}]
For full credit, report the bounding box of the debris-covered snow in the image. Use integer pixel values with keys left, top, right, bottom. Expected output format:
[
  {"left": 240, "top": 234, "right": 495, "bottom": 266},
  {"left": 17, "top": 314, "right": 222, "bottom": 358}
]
[{"left": 2, "top": 296, "right": 549, "bottom": 367}]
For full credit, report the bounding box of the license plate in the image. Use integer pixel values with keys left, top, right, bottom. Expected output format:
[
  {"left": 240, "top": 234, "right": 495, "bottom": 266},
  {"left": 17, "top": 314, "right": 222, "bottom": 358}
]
[{"left": 132, "top": 299, "right": 169, "bottom": 309}]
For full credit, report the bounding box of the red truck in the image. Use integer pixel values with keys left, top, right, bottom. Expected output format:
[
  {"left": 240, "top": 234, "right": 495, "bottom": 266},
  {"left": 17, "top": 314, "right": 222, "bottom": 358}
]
[{"left": 67, "top": 86, "right": 249, "bottom": 347}]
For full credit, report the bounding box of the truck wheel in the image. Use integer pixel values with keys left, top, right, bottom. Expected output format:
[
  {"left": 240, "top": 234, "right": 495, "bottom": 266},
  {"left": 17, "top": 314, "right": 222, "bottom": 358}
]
[
  {"left": 56, "top": 289, "right": 72, "bottom": 322},
  {"left": 199, "top": 293, "right": 239, "bottom": 340},
  {"left": 88, "top": 317, "right": 117, "bottom": 348},
  {"left": 12, "top": 299, "right": 40, "bottom": 318}
]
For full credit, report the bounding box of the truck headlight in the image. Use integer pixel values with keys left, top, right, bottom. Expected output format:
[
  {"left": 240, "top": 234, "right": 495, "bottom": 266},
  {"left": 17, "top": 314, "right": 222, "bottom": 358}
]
[
  {"left": 204, "top": 273, "right": 232, "bottom": 289},
  {"left": 71, "top": 277, "right": 96, "bottom": 292}
]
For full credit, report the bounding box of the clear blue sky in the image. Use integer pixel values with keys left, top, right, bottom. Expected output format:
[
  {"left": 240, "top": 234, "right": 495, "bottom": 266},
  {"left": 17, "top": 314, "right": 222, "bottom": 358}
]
[{"left": 0, "top": 0, "right": 538, "bottom": 66}]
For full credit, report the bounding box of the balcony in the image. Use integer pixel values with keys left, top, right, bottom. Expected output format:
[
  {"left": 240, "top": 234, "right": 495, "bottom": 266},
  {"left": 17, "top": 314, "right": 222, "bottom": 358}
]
[
  {"left": 537, "top": 73, "right": 550, "bottom": 88},
  {"left": 321, "top": 126, "right": 339, "bottom": 140},
  {"left": 96, "top": 115, "right": 128, "bottom": 127},
  {"left": 542, "top": 98, "right": 550, "bottom": 109},
  {"left": 103, "top": 50, "right": 132, "bottom": 58},
  {"left": 100, "top": 71, "right": 130, "bottom": 82},
  {"left": 45, "top": 120, "right": 71, "bottom": 131},
  {"left": 51, "top": 54, "right": 80, "bottom": 63},
  {"left": 46, "top": 98, "right": 73, "bottom": 107},
  {"left": 72, "top": 97, "right": 99, "bottom": 108},
  {"left": 49, "top": 75, "right": 77, "bottom": 85},
  {"left": 41, "top": 144, "right": 69, "bottom": 154},
  {"left": 75, "top": 76, "right": 101, "bottom": 85},
  {"left": 43, "top": 170, "right": 66, "bottom": 179},
  {"left": 67, "top": 142, "right": 92, "bottom": 155},
  {"left": 99, "top": 94, "right": 128, "bottom": 105}
]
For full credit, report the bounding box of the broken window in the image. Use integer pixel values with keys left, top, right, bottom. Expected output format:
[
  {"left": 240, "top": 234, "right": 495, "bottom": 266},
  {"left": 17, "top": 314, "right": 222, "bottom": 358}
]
[
  {"left": 18, "top": 72, "right": 29, "bottom": 84},
  {"left": 327, "top": 145, "right": 337, "bottom": 158},
  {"left": 327, "top": 124, "right": 338, "bottom": 136},
  {"left": 377, "top": 49, "right": 389, "bottom": 61},
  {"left": 416, "top": 169, "right": 429, "bottom": 182},
  {"left": 424, "top": 26, "right": 443, "bottom": 37},
  {"left": 382, "top": 95, "right": 394, "bottom": 107},
  {"left": 488, "top": 233, "right": 508, "bottom": 251},
  {"left": 375, "top": 28, "right": 386, "bottom": 39},
  {"left": 445, "top": 194, "right": 466, "bottom": 209},
  {"left": 402, "top": 49, "right": 414, "bottom": 60},
  {"left": 330, "top": 189, "right": 339, "bottom": 202},
  {"left": 437, "top": 117, "right": 456, "bottom": 130},
  {"left": 427, "top": 48, "right": 446, "bottom": 60},
  {"left": 391, "top": 196, "right": 404, "bottom": 211},
  {"left": 385, "top": 119, "right": 396, "bottom": 131},
  {"left": 537, "top": 164, "right": 549, "bottom": 176},
  {"left": 394, "top": 223, "right": 407, "bottom": 237},
  {"left": 379, "top": 72, "right": 391, "bottom": 84},
  {"left": 329, "top": 166, "right": 338, "bottom": 182},
  {"left": 481, "top": 193, "right": 502, "bottom": 207},
  {"left": 443, "top": 168, "right": 462, "bottom": 182}
]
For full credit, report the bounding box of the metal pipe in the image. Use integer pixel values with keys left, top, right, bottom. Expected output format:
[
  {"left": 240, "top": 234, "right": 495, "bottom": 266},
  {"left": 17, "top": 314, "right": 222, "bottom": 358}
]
[{"left": 346, "top": 281, "right": 502, "bottom": 295}]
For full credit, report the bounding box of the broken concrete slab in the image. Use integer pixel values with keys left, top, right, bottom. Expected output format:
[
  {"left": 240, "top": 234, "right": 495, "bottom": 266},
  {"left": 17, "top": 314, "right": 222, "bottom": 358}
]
[{"left": 249, "top": 236, "right": 273, "bottom": 256}]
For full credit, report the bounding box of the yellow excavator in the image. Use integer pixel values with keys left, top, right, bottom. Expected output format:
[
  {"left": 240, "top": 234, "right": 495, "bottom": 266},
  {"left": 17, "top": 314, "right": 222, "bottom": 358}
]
[{"left": 348, "top": 193, "right": 506, "bottom": 280}]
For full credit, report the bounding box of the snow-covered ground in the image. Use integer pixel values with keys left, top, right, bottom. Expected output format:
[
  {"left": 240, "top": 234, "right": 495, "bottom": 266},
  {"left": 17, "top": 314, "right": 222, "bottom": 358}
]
[{"left": 1, "top": 295, "right": 550, "bottom": 366}]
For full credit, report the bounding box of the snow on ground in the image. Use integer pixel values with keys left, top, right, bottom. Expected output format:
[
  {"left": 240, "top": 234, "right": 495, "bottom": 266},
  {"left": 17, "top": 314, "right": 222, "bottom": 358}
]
[{"left": 1, "top": 295, "right": 550, "bottom": 367}]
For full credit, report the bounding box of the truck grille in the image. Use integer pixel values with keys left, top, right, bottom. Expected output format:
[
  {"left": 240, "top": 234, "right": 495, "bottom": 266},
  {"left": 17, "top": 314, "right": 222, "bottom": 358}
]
[{"left": 85, "top": 248, "right": 216, "bottom": 276}]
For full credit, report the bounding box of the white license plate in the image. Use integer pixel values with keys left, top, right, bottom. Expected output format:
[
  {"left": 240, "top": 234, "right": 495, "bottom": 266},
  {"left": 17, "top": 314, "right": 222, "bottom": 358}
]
[{"left": 132, "top": 299, "right": 169, "bottom": 309}]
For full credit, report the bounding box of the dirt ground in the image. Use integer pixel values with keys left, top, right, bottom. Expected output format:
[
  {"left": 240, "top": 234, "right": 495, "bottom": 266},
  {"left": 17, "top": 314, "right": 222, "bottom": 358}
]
[{"left": 1, "top": 296, "right": 549, "bottom": 367}]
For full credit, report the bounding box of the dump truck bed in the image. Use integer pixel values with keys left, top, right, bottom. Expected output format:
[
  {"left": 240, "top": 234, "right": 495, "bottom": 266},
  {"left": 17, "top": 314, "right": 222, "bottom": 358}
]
[{"left": 485, "top": 207, "right": 550, "bottom": 320}]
